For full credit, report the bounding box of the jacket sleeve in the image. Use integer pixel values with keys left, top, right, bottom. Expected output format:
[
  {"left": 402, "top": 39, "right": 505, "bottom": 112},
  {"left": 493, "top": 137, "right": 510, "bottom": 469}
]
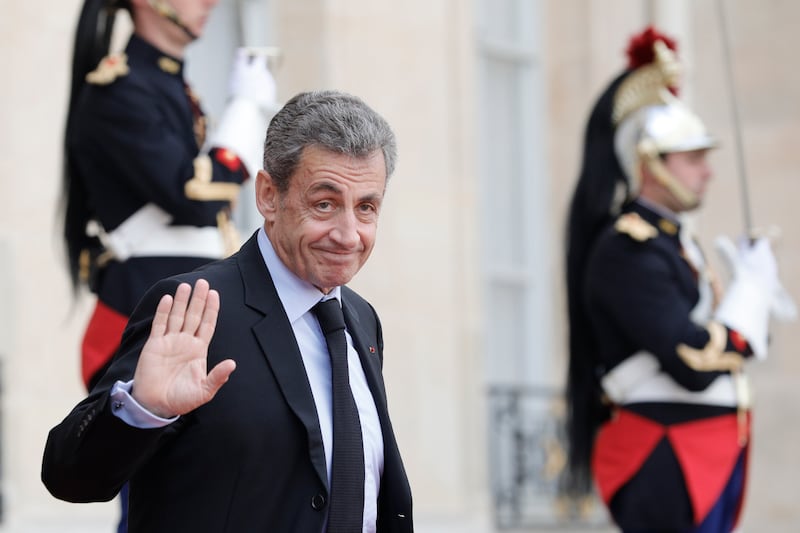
[
  {"left": 73, "top": 80, "right": 247, "bottom": 229},
  {"left": 41, "top": 279, "right": 185, "bottom": 502},
  {"left": 585, "top": 237, "right": 743, "bottom": 392}
]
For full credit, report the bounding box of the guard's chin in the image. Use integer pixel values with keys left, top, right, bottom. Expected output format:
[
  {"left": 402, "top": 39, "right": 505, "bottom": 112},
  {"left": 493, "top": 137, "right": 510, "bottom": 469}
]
[{"left": 685, "top": 198, "right": 702, "bottom": 211}]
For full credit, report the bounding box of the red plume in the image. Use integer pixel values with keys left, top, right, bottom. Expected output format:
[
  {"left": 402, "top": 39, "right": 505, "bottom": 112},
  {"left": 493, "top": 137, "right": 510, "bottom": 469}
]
[{"left": 625, "top": 26, "right": 678, "bottom": 69}]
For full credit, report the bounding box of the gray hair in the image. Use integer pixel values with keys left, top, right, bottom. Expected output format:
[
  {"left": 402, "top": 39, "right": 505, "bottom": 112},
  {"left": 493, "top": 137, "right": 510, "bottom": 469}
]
[{"left": 263, "top": 90, "right": 397, "bottom": 192}]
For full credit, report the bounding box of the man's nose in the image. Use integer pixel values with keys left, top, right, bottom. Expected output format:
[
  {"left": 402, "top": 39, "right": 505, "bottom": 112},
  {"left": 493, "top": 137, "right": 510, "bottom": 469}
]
[{"left": 330, "top": 210, "right": 360, "bottom": 248}]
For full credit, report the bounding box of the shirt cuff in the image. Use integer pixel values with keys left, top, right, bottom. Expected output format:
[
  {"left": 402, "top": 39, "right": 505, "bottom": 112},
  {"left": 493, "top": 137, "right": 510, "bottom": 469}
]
[{"left": 110, "top": 380, "right": 179, "bottom": 428}]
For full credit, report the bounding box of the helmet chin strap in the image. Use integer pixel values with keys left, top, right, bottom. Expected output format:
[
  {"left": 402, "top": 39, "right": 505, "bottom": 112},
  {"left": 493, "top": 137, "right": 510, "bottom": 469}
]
[
  {"left": 637, "top": 139, "right": 699, "bottom": 210},
  {"left": 147, "top": 0, "right": 197, "bottom": 40}
]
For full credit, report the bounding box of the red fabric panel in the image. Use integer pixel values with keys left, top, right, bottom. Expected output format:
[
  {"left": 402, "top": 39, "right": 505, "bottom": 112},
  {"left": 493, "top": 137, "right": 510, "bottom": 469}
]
[
  {"left": 667, "top": 413, "right": 749, "bottom": 525},
  {"left": 592, "top": 410, "right": 666, "bottom": 504},
  {"left": 214, "top": 148, "right": 245, "bottom": 174},
  {"left": 80, "top": 301, "right": 128, "bottom": 388},
  {"left": 729, "top": 329, "right": 749, "bottom": 352}
]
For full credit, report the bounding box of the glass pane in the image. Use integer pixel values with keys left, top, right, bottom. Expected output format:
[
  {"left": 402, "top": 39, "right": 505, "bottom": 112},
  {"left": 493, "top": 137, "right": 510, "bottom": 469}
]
[
  {"left": 484, "top": 283, "right": 527, "bottom": 383},
  {"left": 481, "top": 59, "right": 526, "bottom": 267},
  {"left": 483, "top": 0, "right": 528, "bottom": 45}
]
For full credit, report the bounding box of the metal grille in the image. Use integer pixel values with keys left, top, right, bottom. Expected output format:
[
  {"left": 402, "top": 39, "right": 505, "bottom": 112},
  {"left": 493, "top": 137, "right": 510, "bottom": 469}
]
[{"left": 488, "top": 385, "right": 608, "bottom": 530}]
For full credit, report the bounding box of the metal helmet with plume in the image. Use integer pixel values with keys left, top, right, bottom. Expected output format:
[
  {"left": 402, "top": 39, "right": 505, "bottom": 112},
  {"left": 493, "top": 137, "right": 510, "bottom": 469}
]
[{"left": 612, "top": 36, "right": 717, "bottom": 210}]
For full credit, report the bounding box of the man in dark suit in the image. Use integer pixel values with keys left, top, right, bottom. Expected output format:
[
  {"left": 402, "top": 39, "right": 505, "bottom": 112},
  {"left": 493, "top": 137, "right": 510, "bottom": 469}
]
[{"left": 43, "top": 90, "right": 413, "bottom": 533}]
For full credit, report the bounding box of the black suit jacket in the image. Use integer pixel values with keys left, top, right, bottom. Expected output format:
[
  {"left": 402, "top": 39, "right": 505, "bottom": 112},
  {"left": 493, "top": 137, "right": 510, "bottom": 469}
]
[{"left": 42, "top": 233, "right": 413, "bottom": 532}]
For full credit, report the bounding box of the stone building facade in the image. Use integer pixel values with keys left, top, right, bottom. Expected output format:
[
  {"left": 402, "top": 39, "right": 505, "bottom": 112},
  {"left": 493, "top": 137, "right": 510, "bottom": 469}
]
[{"left": 1, "top": 0, "right": 798, "bottom": 531}]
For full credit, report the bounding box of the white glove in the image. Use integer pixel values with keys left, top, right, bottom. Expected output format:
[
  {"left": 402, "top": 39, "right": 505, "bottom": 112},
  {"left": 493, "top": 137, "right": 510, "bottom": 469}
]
[
  {"left": 718, "top": 235, "right": 797, "bottom": 321},
  {"left": 227, "top": 48, "right": 277, "bottom": 110},
  {"left": 209, "top": 48, "right": 280, "bottom": 177},
  {"left": 714, "top": 235, "right": 797, "bottom": 359}
]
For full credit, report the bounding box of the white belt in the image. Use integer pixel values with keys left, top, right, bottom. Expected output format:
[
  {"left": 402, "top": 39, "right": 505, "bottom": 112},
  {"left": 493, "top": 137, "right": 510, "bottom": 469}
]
[
  {"left": 601, "top": 351, "right": 749, "bottom": 408},
  {"left": 87, "top": 203, "right": 225, "bottom": 261}
]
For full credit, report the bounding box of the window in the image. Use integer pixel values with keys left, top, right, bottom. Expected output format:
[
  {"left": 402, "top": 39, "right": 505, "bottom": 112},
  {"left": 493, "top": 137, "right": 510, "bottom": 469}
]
[
  {"left": 475, "top": 0, "right": 553, "bottom": 388},
  {"left": 476, "top": 2, "right": 582, "bottom": 528}
]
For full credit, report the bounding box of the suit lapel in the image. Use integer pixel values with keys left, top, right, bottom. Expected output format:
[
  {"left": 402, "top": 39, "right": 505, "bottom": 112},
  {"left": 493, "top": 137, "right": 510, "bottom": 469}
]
[
  {"left": 342, "top": 300, "right": 389, "bottom": 420},
  {"left": 236, "top": 233, "right": 328, "bottom": 490}
]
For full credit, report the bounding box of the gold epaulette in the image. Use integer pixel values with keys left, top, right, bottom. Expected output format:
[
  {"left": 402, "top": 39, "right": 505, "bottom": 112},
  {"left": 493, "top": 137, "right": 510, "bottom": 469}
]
[
  {"left": 85, "top": 53, "right": 130, "bottom": 85},
  {"left": 614, "top": 212, "right": 658, "bottom": 242}
]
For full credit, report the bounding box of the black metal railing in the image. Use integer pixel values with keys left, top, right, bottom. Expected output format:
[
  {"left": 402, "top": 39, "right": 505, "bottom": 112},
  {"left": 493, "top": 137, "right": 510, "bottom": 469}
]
[{"left": 488, "top": 385, "right": 607, "bottom": 530}]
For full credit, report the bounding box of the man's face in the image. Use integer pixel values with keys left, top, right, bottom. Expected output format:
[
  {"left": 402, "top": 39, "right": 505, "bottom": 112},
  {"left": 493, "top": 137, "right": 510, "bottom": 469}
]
[
  {"left": 171, "top": 0, "right": 218, "bottom": 37},
  {"left": 150, "top": 0, "right": 218, "bottom": 42},
  {"left": 257, "top": 145, "right": 387, "bottom": 294},
  {"left": 662, "top": 148, "right": 713, "bottom": 210}
]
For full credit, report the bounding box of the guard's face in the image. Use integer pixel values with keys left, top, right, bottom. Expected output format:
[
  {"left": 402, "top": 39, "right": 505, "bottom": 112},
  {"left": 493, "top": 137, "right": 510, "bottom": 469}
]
[
  {"left": 162, "top": 0, "right": 219, "bottom": 39},
  {"left": 663, "top": 148, "right": 713, "bottom": 209},
  {"left": 257, "top": 146, "right": 386, "bottom": 294}
]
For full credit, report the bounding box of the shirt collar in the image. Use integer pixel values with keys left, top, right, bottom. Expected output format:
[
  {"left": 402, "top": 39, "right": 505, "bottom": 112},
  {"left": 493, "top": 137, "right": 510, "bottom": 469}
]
[{"left": 256, "top": 228, "right": 341, "bottom": 323}]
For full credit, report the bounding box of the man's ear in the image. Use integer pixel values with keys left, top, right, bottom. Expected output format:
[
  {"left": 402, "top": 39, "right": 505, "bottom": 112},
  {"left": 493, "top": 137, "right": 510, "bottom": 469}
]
[{"left": 255, "top": 170, "right": 278, "bottom": 219}]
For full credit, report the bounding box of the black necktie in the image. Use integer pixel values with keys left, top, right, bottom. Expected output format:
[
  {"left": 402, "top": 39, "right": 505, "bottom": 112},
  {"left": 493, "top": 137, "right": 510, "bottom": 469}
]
[{"left": 312, "top": 299, "right": 365, "bottom": 532}]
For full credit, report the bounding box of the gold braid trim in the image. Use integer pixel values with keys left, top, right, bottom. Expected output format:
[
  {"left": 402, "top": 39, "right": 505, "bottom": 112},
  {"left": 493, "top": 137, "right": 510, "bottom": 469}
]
[
  {"left": 184, "top": 155, "right": 241, "bottom": 205},
  {"left": 216, "top": 211, "right": 241, "bottom": 257},
  {"left": 680, "top": 323, "right": 751, "bottom": 446},
  {"left": 732, "top": 369, "right": 751, "bottom": 446},
  {"left": 676, "top": 321, "right": 744, "bottom": 372}
]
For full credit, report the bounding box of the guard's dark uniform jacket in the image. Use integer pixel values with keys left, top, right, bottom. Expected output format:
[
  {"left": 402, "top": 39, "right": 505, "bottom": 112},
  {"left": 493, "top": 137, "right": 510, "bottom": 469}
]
[
  {"left": 69, "top": 34, "right": 247, "bottom": 388},
  {"left": 584, "top": 200, "right": 752, "bottom": 530}
]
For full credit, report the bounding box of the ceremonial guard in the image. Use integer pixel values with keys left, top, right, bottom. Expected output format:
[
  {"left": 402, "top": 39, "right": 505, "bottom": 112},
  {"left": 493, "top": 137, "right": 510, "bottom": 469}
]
[
  {"left": 61, "top": 1, "right": 276, "bottom": 530},
  {"left": 564, "top": 27, "right": 795, "bottom": 532},
  {"left": 63, "top": 0, "right": 276, "bottom": 390}
]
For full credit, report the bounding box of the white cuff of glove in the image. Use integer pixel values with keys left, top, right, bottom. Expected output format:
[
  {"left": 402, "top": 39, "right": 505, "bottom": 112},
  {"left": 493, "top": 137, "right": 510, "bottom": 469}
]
[
  {"left": 714, "top": 275, "right": 771, "bottom": 359},
  {"left": 209, "top": 99, "right": 276, "bottom": 177}
]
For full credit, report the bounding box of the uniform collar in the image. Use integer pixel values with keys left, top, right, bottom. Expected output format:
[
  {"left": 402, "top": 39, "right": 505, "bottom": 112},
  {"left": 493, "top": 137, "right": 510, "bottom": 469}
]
[
  {"left": 629, "top": 198, "right": 681, "bottom": 237},
  {"left": 127, "top": 33, "right": 184, "bottom": 77}
]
